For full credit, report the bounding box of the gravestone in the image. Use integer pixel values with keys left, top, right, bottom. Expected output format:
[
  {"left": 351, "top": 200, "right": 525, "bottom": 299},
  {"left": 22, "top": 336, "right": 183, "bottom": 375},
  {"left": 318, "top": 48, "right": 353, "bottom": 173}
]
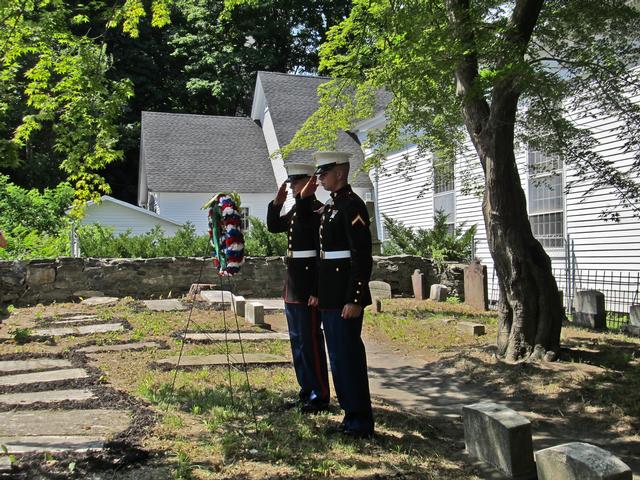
[
  {"left": 155, "top": 353, "right": 289, "bottom": 369},
  {"left": 232, "top": 295, "right": 246, "bottom": 316},
  {"left": 457, "top": 321, "right": 485, "bottom": 336},
  {"left": 0, "top": 368, "right": 89, "bottom": 387},
  {"left": 573, "top": 290, "right": 606, "bottom": 329},
  {"left": 429, "top": 284, "right": 448, "bottom": 302},
  {"left": 535, "top": 442, "right": 632, "bottom": 480},
  {"left": 369, "top": 298, "right": 382, "bottom": 314},
  {"left": 626, "top": 304, "right": 640, "bottom": 336},
  {"left": 462, "top": 401, "right": 536, "bottom": 479},
  {"left": 369, "top": 281, "right": 392, "bottom": 299},
  {"left": 464, "top": 260, "right": 488, "bottom": 310},
  {"left": 246, "top": 302, "right": 265, "bottom": 325},
  {"left": 143, "top": 299, "right": 187, "bottom": 311},
  {"left": 412, "top": 269, "right": 426, "bottom": 300},
  {"left": 80, "top": 296, "right": 119, "bottom": 307},
  {"left": 0, "top": 389, "right": 95, "bottom": 406}
]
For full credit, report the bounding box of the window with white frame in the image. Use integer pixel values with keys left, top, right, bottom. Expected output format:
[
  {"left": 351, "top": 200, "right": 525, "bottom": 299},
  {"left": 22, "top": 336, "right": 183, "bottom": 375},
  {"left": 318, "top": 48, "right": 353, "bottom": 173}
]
[
  {"left": 528, "top": 151, "right": 564, "bottom": 248},
  {"left": 433, "top": 156, "right": 455, "bottom": 232},
  {"left": 240, "top": 207, "right": 250, "bottom": 231}
]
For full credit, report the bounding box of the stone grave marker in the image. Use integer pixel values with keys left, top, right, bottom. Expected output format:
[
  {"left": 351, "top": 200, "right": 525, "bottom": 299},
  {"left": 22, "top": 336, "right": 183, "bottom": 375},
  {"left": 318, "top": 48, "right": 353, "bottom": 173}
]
[
  {"left": 232, "top": 296, "right": 246, "bottom": 316},
  {"left": 155, "top": 353, "right": 290, "bottom": 369},
  {"left": 464, "top": 260, "right": 488, "bottom": 310},
  {"left": 0, "top": 389, "right": 95, "bottom": 406},
  {"left": 143, "top": 299, "right": 187, "bottom": 311},
  {"left": 0, "top": 358, "right": 73, "bottom": 373},
  {"left": 80, "top": 296, "right": 119, "bottom": 307},
  {"left": 573, "top": 290, "right": 606, "bottom": 329},
  {"left": 246, "top": 302, "right": 265, "bottom": 325},
  {"left": 33, "top": 322, "right": 124, "bottom": 337},
  {"left": 369, "top": 281, "right": 392, "bottom": 300},
  {"left": 200, "top": 290, "right": 234, "bottom": 304},
  {"left": 368, "top": 298, "right": 382, "bottom": 314},
  {"left": 181, "top": 332, "right": 289, "bottom": 342},
  {"left": 462, "top": 401, "right": 536, "bottom": 479},
  {"left": 77, "top": 341, "right": 162, "bottom": 353},
  {"left": 412, "top": 269, "right": 426, "bottom": 300},
  {"left": 535, "top": 442, "right": 632, "bottom": 480},
  {"left": 430, "top": 284, "right": 449, "bottom": 302},
  {"left": 0, "top": 368, "right": 89, "bottom": 387},
  {"left": 457, "top": 321, "right": 485, "bottom": 336},
  {"left": 626, "top": 304, "right": 640, "bottom": 336},
  {"left": 0, "top": 409, "right": 131, "bottom": 454}
]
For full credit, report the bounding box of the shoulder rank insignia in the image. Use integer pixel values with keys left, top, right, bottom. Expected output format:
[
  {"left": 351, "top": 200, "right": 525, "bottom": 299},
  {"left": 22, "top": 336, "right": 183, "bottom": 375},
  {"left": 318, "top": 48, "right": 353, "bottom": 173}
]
[{"left": 351, "top": 214, "right": 366, "bottom": 226}]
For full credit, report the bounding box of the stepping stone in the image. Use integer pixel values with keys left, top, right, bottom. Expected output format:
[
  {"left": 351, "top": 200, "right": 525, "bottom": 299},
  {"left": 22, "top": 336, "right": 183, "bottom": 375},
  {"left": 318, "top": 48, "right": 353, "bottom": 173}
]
[
  {"left": 77, "top": 341, "right": 162, "bottom": 353},
  {"left": 0, "top": 368, "right": 89, "bottom": 387},
  {"left": 51, "top": 316, "right": 100, "bottom": 325},
  {"left": 0, "top": 358, "right": 73, "bottom": 373},
  {"left": 0, "top": 409, "right": 130, "bottom": 454},
  {"left": 80, "top": 296, "right": 119, "bottom": 306},
  {"left": 181, "top": 332, "right": 289, "bottom": 342},
  {"left": 143, "top": 299, "right": 187, "bottom": 311},
  {"left": 33, "top": 323, "right": 124, "bottom": 337},
  {"left": 155, "top": 353, "right": 290, "bottom": 369},
  {"left": 0, "top": 389, "right": 95, "bottom": 405}
]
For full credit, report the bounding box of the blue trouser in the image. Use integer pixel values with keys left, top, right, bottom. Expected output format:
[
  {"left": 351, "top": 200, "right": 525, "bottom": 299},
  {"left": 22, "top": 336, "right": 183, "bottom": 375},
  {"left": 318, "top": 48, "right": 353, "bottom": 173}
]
[
  {"left": 321, "top": 309, "right": 374, "bottom": 433},
  {"left": 285, "top": 303, "right": 330, "bottom": 403}
]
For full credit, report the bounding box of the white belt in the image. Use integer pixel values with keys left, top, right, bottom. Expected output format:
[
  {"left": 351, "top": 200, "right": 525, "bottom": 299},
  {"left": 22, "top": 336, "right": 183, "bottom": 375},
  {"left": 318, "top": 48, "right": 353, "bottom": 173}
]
[
  {"left": 320, "top": 250, "right": 351, "bottom": 260},
  {"left": 287, "top": 249, "right": 316, "bottom": 258}
]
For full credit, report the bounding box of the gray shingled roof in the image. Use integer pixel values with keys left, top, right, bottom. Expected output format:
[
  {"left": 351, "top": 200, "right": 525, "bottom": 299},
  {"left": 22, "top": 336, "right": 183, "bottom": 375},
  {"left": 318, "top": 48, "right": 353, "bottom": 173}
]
[
  {"left": 257, "top": 72, "right": 373, "bottom": 188},
  {"left": 141, "top": 112, "right": 274, "bottom": 193}
]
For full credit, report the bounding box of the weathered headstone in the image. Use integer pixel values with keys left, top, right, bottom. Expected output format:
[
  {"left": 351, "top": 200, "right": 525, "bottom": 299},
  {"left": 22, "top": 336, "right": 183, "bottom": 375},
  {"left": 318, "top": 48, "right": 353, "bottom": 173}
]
[
  {"left": 429, "top": 284, "right": 449, "bottom": 302},
  {"left": 573, "top": 290, "right": 606, "bottom": 329},
  {"left": 246, "top": 302, "right": 265, "bottom": 325},
  {"left": 535, "top": 442, "right": 632, "bottom": 480},
  {"left": 457, "top": 321, "right": 485, "bottom": 336},
  {"left": 200, "top": 290, "right": 234, "bottom": 304},
  {"left": 232, "top": 295, "right": 246, "bottom": 316},
  {"left": 0, "top": 389, "right": 95, "bottom": 406},
  {"left": 0, "top": 368, "right": 89, "bottom": 387},
  {"left": 626, "top": 304, "right": 640, "bottom": 336},
  {"left": 412, "top": 269, "right": 426, "bottom": 300},
  {"left": 369, "top": 281, "right": 392, "bottom": 299},
  {"left": 462, "top": 401, "right": 536, "bottom": 479},
  {"left": 181, "top": 332, "right": 288, "bottom": 342},
  {"left": 143, "top": 299, "right": 187, "bottom": 311},
  {"left": 0, "top": 358, "right": 73, "bottom": 373},
  {"left": 77, "top": 341, "right": 162, "bottom": 353},
  {"left": 33, "top": 322, "right": 124, "bottom": 337},
  {"left": 155, "top": 353, "right": 290, "bottom": 369},
  {"left": 369, "top": 298, "right": 382, "bottom": 314},
  {"left": 80, "top": 296, "right": 119, "bottom": 307},
  {"left": 464, "top": 260, "right": 488, "bottom": 310}
]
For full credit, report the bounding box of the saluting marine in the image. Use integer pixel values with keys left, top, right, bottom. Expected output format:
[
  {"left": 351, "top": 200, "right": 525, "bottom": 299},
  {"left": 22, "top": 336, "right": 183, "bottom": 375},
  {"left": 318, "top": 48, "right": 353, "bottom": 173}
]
[
  {"left": 297, "top": 151, "right": 375, "bottom": 438},
  {"left": 267, "top": 163, "right": 330, "bottom": 413}
]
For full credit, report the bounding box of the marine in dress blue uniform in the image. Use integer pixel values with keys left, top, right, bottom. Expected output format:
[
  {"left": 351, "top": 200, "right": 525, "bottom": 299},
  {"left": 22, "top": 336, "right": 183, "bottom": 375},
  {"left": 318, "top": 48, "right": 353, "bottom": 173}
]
[
  {"left": 297, "top": 151, "right": 375, "bottom": 437},
  {"left": 267, "top": 163, "right": 330, "bottom": 412}
]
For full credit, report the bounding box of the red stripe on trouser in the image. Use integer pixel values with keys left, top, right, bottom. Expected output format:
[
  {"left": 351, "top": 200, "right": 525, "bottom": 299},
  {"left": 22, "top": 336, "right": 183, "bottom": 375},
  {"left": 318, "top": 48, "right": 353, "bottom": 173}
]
[{"left": 310, "top": 306, "right": 328, "bottom": 400}]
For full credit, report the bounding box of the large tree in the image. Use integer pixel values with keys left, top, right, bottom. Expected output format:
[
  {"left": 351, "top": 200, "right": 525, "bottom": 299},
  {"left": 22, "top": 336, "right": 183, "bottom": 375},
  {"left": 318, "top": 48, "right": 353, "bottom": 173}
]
[{"left": 285, "top": 0, "right": 640, "bottom": 361}]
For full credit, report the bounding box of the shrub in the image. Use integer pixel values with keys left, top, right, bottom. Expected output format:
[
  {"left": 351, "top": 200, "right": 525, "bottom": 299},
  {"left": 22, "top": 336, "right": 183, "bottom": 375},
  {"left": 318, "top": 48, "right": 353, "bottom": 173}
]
[
  {"left": 243, "top": 216, "right": 287, "bottom": 256},
  {"left": 77, "top": 222, "right": 210, "bottom": 258},
  {"left": 382, "top": 210, "right": 476, "bottom": 270}
]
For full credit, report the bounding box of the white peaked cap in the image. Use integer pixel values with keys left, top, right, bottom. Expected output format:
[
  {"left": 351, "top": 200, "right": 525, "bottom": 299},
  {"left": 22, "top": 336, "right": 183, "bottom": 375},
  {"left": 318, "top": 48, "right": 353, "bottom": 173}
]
[
  {"left": 312, "top": 151, "right": 351, "bottom": 174},
  {"left": 285, "top": 163, "right": 316, "bottom": 180}
]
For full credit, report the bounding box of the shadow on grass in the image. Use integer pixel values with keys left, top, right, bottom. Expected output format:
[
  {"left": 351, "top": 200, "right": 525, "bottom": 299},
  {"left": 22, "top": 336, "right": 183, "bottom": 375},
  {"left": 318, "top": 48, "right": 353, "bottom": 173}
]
[{"left": 140, "top": 381, "right": 476, "bottom": 479}]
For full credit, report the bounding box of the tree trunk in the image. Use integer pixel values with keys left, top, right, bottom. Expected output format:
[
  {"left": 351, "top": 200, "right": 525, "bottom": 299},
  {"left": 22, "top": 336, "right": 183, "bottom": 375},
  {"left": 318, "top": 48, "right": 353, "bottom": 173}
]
[{"left": 476, "top": 120, "right": 564, "bottom": 362}]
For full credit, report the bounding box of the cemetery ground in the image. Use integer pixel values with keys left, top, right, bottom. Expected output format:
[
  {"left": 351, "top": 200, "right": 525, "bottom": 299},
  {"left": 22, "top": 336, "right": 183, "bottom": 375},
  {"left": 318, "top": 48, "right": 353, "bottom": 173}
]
[{"left": 0, "top": 298, "right": 638, "bottom": 479}]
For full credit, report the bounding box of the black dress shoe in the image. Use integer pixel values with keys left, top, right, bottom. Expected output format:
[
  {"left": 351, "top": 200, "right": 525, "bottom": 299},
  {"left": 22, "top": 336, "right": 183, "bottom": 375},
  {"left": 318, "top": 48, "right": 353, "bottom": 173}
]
[
  {"left": 282, "top": 400, "right": 302, "bottom": 410},
  {"left": 300, "top": 401, "right": 330, "bottom": 414}
]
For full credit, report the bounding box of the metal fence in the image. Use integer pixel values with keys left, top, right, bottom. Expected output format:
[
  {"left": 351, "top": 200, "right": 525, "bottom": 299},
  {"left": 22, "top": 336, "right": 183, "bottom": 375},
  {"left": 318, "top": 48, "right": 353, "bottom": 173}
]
[{"left": 488, "top": 267, "right": 640, "bottom": 330}]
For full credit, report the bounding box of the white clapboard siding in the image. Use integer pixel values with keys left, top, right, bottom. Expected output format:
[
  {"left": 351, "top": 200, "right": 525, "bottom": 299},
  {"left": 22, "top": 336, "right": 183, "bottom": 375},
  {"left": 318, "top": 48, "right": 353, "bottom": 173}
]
[
  {"left": 81, "top": 196, "right": 181, "bottom": 236},
  {"left": 154, "top": 192, "right": 274, "bottom": 234},
  {"left": 374, "top": 146, "right": 434, "bottom": 237}
]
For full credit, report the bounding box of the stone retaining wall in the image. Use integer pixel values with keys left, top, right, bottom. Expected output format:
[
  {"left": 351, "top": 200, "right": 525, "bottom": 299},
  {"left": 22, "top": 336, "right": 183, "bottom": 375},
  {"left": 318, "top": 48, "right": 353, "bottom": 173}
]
[{"left": 0, "top": 255, "right": 463, "bottom": 306}]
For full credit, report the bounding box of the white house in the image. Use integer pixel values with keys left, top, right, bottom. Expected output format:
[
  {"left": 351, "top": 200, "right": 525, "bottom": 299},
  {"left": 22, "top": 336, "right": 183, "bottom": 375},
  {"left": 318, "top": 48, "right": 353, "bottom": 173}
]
[
  {"left": 79, "top": 195, "right": 182, "bottom": 236},
  {"left": 138, "top": 72, "right": 374, "bottom": 233}
]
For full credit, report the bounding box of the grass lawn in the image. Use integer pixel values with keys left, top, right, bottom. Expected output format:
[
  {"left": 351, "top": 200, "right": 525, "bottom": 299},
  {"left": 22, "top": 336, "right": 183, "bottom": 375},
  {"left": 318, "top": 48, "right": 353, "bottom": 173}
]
[{"left": 0, "top": 298, "right": 638, "bottom": 479}]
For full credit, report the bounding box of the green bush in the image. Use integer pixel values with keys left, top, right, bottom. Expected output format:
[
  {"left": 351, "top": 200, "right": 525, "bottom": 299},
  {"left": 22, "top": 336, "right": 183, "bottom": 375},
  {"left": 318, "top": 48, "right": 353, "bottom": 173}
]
[
  {"left": 382, "top": 210, "right": 476, "bottom": 270},
  {"left": 243, "top": 216, "right": 287, "bottom": 256},
  {"left": 77, "top": 222, "right": 210, "bottom": 258}
]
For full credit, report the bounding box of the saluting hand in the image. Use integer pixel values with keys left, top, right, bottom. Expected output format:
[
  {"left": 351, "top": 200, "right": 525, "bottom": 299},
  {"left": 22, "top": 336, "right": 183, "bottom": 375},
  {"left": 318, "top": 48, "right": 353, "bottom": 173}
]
[
  {"left": 341, "top": 303, "right": 362, "bottom": 319},
  {"left": 308, "top": 295, "right": 319, "bottom": 307},
  {"left": 274, "top": 182, "right": 288, "bottom": 206},
  {"left": 299, "top": 175, "right": 318, "bottom": 199}
]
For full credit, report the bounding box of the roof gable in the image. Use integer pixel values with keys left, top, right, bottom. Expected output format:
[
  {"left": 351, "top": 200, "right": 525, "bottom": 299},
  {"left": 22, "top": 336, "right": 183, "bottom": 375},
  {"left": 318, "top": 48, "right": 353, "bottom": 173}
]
[{"left": 141, "top": 112, "right": 274, "bottom": 193}]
